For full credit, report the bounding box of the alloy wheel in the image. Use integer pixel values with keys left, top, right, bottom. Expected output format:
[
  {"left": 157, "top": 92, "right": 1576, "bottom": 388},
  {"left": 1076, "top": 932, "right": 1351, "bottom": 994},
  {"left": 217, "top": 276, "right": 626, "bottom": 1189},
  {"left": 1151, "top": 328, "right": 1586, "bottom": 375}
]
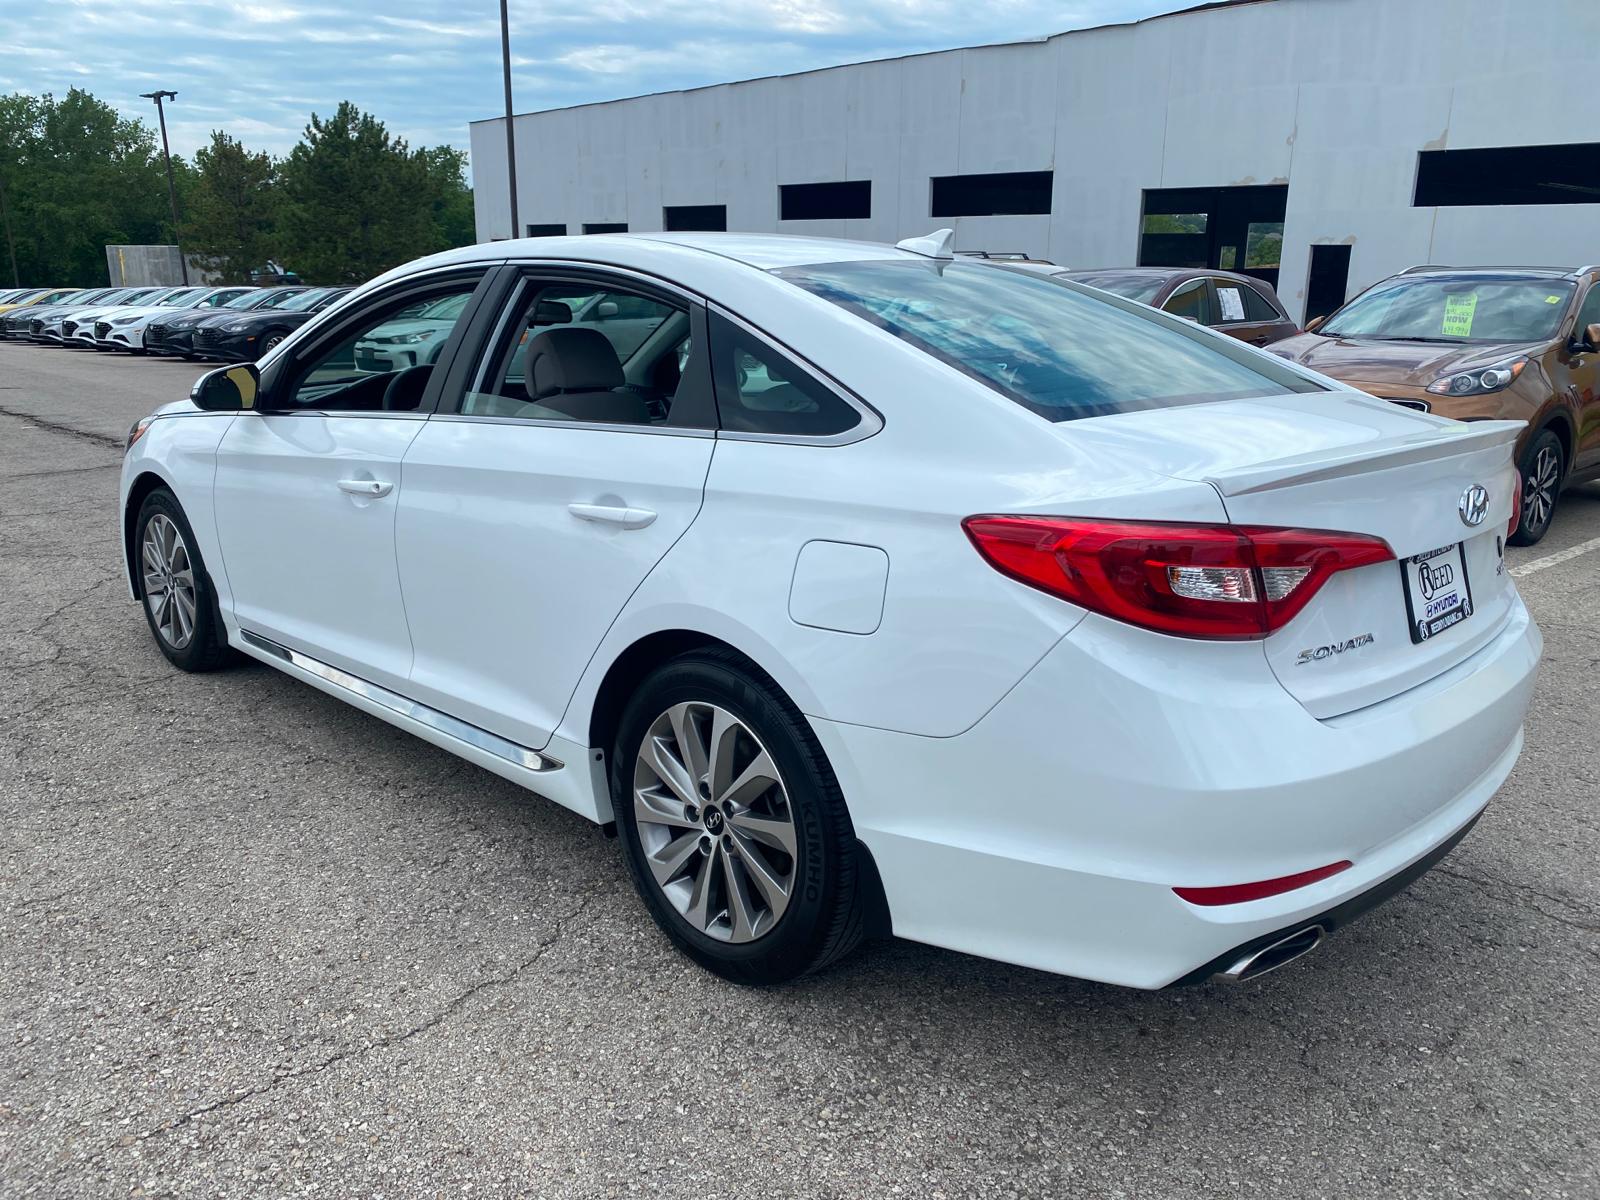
[
  {"left": 141, "top": 513, "right": 197, "bottom": 649},
  {"left": 631, "top": 701, "right": 798, "bottom": 943},
  {"left": 1523, "top": 443, "right": 1560, "bottom": 534}
]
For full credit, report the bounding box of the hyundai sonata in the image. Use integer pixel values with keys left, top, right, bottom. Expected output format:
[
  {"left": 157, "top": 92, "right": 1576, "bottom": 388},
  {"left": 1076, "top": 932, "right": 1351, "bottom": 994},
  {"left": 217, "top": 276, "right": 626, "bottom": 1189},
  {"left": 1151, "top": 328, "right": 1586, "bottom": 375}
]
[{"left": 119, "top": 231, "right": 1540, "bottom": 988}]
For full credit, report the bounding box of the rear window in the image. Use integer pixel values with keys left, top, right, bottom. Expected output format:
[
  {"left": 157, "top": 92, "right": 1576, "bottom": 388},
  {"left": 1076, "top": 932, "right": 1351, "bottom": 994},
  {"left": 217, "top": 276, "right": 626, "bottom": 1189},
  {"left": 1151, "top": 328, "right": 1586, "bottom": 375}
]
[
  {"left": 777, "top": 260, "right": 1321, "bottom": 422},
  {"left": 1066, "top": 272, "right": 1167, "bottom": 303}
]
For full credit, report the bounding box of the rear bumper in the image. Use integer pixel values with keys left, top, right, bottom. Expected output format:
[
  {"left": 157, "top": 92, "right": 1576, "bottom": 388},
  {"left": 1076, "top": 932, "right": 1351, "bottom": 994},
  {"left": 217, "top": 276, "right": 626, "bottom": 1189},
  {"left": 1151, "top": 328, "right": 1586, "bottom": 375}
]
[{"left": 813, "top": 595, "right": 1540, "bottom": 989}]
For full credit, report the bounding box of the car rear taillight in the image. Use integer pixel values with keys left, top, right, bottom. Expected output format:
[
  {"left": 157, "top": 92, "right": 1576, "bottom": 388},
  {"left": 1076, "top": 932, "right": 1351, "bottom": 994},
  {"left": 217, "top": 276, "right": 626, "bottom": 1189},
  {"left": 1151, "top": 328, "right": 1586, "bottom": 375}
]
[
  {"left": 962, "top": 516, "right": 1395, "bottom": 640},
  {"left": 1508, "top": 470, "right": 1522, "bottom": 537}
]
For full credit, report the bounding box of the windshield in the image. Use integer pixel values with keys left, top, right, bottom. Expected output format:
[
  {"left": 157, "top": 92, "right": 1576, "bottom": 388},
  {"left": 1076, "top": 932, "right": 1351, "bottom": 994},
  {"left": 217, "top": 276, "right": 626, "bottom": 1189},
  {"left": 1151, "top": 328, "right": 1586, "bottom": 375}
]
[
  {"left": 254, "top": 289, "right": 305, "bottom": 310},
  {"left": 1323, "top": 276, "right": 1576, "bottom": 343},
  {"left": 223, "top": 290, "right": 269, "bottom": 310},
  {"left": 1066, "top": 272, "right": 1168, "bottom": 304},
  {"left": 777, "top": 260, "right": 1320, "bottom": 422},
  {"left": 158, "top": 288, "right": 205, "bottom": 306}
]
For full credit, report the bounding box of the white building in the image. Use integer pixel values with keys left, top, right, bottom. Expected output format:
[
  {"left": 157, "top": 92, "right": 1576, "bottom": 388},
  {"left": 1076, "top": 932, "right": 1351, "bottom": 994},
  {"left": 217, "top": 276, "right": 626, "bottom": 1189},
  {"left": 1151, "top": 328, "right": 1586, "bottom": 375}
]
[{"left": 470, "top": 0, "right": 1600, "bottom": 321}]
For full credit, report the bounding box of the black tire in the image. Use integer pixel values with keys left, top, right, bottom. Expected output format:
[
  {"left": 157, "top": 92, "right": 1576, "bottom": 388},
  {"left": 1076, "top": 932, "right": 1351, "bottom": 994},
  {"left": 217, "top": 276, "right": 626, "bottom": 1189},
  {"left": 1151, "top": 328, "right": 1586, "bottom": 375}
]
[
  {"left": 611, "top": 648, "right": 868, "bottom": 984},
  {"left": 134, "top": 489, "right": 237, "bottom": 672},
  {"left": 1510, "top": 428, "right": 1563, "bottom": 547}
]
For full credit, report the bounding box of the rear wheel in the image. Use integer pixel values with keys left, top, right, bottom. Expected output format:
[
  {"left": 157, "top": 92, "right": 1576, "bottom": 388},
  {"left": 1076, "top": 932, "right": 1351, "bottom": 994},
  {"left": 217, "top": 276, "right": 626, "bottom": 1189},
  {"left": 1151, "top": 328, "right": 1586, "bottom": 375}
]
[
  {"left": 1511, "top": 429, "right": 1563, "bottom": 546},
  {"left": 611, "top": 650, "right": 867, "bottom": 984}
]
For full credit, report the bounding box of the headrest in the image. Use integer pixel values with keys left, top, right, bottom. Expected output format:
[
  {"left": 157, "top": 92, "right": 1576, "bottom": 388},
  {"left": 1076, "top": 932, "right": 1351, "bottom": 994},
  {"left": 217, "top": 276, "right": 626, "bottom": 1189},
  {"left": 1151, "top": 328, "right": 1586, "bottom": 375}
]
[{"left": 524, "top": 327, "right": 624, "bottom": 400}]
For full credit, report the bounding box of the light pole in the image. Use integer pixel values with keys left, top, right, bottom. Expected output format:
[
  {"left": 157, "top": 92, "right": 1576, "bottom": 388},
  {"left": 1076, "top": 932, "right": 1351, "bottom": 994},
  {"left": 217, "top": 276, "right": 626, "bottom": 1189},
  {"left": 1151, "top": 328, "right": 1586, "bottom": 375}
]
[
  {"left": 139, "top": 89, "right": 189, "bottom": 284},
  {"left": 499, "top": 0, "right": 520, "bottom": 238}
]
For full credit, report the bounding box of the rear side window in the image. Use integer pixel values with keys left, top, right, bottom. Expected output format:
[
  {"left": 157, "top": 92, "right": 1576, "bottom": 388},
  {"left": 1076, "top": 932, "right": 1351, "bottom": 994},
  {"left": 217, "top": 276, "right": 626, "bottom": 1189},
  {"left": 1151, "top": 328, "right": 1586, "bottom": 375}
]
[
  {"left": 708, "top": 313, "right": 861, "bottom": 437},
  {"left": 777, "top": 259, "right": 1322, "bottom": 423},
  {"left": 1241, "top": 283, "right": 1281, "bottom": 322}
]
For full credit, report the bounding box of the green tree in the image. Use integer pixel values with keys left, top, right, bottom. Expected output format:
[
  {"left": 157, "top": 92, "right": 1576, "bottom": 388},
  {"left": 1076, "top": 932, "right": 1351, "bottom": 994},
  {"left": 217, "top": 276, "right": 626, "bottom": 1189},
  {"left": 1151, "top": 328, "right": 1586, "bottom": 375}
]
[
  {"left": 185, "top": 131, "right": 276, "bottom": 283},
  {"left": 414, "top": 144, "right": 476, "bottom": 252},
  {"left": 275, "top": 102, "right": 440, "bottom": 283},
  {"left": 0, "top": 89, "right": 172, "bottom": 285}
]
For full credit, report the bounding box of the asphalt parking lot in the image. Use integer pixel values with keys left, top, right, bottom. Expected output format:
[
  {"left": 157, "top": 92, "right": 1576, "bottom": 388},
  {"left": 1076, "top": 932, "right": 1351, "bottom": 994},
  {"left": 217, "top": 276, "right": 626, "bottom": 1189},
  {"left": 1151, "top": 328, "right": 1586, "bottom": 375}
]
[{"left": 1, "top": 342, "right": 1597, "bottom": 1199}]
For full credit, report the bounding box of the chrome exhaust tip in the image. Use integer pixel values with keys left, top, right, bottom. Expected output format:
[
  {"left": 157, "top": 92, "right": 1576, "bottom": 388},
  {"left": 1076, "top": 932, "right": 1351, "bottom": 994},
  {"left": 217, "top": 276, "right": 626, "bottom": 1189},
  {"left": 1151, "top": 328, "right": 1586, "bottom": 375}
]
[{"left": 1218, "top": 924, "right": 1326, "bottom": 983}]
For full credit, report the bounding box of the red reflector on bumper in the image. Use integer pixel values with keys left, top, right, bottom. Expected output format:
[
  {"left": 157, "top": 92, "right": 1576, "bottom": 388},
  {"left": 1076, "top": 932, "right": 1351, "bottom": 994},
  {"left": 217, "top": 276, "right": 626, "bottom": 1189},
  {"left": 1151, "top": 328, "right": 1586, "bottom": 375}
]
[{"left": 1173, "top": 860, "right": 1353, "bottom": 907}]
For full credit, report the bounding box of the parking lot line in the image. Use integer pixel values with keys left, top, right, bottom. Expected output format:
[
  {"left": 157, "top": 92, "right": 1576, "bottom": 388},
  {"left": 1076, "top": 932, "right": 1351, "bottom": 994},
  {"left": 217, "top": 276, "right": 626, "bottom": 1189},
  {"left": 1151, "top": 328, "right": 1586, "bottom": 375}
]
[{"left": 1509, "top": 534, "right": 1600, "bottom": 579}]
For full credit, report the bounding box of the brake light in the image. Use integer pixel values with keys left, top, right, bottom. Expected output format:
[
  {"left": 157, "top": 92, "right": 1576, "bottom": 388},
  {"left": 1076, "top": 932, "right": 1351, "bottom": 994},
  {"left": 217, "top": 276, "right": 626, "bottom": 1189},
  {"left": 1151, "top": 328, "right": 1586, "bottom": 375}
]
[
  {"left": 1173, "top": 860, "right": 1353, "bottom": 906},
  {"left": 963, "top": 516, "right": 1394, "bottom": 640},
  {"left": 1508, "top": 470, "right": 1522, "bottom": 537}
]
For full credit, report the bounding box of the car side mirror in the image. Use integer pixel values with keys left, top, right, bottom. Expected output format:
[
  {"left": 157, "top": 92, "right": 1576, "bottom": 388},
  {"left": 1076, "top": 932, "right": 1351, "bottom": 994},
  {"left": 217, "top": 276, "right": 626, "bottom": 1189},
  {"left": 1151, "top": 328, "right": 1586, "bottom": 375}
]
[
  {"left": 596, "top": 300, "right": 619, "bottom": 319},
  {"left": 1586, "top": 323, "right": 1600, "bottom": 352},
  {"left": 191, "top": 363, "right": 260, "bottom": 412},
  {"left": 1305, "top": 315, "right": 1327, "bottom": 333}
]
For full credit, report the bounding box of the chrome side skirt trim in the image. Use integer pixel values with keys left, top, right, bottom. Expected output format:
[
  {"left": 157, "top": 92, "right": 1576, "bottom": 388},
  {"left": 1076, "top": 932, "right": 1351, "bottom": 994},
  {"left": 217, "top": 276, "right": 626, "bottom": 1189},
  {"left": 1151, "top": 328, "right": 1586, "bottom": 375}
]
[{"left": 240, "top": 630, "right": 562, "bottom": 773}]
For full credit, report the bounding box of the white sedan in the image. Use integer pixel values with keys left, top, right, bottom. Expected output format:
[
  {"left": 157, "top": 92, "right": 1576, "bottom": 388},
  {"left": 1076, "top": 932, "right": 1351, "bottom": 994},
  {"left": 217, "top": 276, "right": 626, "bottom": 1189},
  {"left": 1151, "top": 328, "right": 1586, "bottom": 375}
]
[{"left": 118, "top": 231, "right": 1540, "bottom": 988}]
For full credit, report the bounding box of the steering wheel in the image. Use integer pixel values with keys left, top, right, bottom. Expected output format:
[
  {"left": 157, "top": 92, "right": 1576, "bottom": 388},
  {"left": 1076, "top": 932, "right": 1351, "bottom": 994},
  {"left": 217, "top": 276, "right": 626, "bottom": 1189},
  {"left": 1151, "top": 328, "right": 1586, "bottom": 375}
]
[{"left": 382, "top": 364, "right": 434, "bottom": 411}]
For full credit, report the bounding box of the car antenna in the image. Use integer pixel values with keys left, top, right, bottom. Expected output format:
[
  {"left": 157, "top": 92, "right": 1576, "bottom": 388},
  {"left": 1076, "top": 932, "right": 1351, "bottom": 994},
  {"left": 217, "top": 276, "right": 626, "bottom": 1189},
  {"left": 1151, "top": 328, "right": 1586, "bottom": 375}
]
[{"left": 895, "top": 228, "right": 956, "bottom": 260}]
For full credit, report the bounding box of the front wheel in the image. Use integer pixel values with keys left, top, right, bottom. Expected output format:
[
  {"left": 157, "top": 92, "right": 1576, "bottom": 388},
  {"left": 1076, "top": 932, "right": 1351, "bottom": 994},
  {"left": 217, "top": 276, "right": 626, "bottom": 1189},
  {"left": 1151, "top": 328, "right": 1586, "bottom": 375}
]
[
  {"left": 258, "top": 331, "right": 287, "bottom": 358},
  {"left": 135, "top": 490, "right": 236, "bottom": 672},
  {"left": 612, "top": 650, "right": 868, "bottom": 984},
  {"left": 1511, "top": 429, "right": 1563, "bottom": 547}
]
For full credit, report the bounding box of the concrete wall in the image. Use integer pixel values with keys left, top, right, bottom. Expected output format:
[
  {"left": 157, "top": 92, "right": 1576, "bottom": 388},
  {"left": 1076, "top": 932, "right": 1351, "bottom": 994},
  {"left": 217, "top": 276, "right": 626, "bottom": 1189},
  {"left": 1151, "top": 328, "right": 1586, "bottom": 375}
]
[{"left": 471, "top": 0, "right": 1600, "bottom": 320}]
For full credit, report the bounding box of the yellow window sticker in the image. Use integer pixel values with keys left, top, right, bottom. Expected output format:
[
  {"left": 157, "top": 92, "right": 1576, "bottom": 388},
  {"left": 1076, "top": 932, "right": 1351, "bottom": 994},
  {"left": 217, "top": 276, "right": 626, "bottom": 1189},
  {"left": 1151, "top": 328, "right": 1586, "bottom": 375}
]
[
  {"left": 1545, "top": 294, "right": 1563, "bottom": 304},
  {"left": 1442, "top": 293, "right": 1477, "bottom": 337}
]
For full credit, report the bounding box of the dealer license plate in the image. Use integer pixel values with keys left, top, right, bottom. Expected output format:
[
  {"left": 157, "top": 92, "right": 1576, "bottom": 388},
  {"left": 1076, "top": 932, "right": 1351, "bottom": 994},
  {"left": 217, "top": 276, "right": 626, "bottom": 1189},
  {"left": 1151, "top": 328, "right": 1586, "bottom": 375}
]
[{"left": 1400, "top": 542, "right": 1474, "bottom": 644}]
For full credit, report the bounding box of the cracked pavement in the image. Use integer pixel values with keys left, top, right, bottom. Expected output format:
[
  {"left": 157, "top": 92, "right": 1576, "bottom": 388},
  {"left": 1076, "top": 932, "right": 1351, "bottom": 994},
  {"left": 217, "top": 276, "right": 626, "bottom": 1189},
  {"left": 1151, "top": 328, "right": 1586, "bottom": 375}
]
[{"left": 1, "top": 342, "right": 1598, "bottom": 1198}]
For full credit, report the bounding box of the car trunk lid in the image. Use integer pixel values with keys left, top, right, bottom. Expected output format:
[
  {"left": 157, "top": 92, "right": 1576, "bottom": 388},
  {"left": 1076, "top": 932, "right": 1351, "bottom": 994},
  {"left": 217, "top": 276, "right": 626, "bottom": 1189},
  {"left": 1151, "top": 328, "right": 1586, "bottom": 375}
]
[{"left": 1056, "top": 392, "right": 1522, "bottom": 717}]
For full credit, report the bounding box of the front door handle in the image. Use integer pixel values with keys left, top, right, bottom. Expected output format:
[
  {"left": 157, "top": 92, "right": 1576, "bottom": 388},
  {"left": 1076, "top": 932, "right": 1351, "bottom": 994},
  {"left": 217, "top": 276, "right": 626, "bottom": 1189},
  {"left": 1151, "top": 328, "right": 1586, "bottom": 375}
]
[
  {"left": 338, "top": 478, "right": 394, "bottom": 498},
  {"left": 568, "top": 502, "right": 657, "bottom": 530}
]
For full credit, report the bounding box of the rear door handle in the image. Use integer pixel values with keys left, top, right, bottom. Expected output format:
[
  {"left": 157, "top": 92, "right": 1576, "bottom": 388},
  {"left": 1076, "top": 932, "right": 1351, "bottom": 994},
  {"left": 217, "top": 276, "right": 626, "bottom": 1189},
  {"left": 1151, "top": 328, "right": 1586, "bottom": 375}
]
[
  {"left": 568, "top": 502, "right": 657, "bottom": 530},
  {"left": 338, "top": 478, "right": 394, "bottom": 498}
]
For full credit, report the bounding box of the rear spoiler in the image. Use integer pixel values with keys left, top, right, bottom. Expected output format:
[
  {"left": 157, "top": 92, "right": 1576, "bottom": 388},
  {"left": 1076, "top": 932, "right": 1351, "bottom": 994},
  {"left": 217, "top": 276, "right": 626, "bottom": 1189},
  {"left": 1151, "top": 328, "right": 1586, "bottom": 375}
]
[{"left": 1206, "top": 419, "right": 1524, "bottom": 498}]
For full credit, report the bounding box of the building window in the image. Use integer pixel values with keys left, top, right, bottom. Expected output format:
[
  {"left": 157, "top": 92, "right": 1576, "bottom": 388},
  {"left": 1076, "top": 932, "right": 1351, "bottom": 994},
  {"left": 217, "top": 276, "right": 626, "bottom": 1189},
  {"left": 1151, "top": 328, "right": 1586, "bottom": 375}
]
[
  {"left": 780, "top": 180, "right": 872, "bottom": 221},
  {"left": 663, "top": 205, "right": 727, "bottom": 232},
  {"left": 525, "top": 223, "right": 567, "bottom": 237},
  {"left": 930, "top": 171, "right": 1052, "bottom": 218},
  {"left": 583, "top": 222, "right": 628, "bottom": 234},
  {"left": 1414, "top": 143, "right": 1600, "bottom": 207}
]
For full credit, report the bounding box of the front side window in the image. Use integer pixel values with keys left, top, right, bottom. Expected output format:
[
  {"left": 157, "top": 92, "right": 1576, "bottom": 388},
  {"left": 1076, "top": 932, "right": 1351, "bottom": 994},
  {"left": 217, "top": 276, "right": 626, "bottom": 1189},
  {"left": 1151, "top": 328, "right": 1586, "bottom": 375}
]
[
  {"left": 1322, "top": 276, "right": 1577, "bottom": 343},
  {"left": 778, "top": 259, "right": 1322, "bottom": 423},
  {"left": 460, "top": 279, "right": 693, "bottom": 426},
  {"left": 283, "top": 280, "right": 480, "bottom": 412}
]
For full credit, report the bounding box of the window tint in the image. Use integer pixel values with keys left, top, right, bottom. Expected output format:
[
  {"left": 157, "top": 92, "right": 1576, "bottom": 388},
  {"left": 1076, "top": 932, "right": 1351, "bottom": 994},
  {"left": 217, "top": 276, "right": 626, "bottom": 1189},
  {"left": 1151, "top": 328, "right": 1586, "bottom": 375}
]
[
  {"left": 708, "top": 313, "right": 861, "bottom": 437},
  {"left": 778, "top": 260, "right": 1321, "bottom": 423},
  {"left": 931, "top": 171, "right": 1052, "bottom": 217},
  {"left": 781, "top": 180, "right": 872, "bottom": 221},
  {"left": 283, "top": 280, "right": 479, "bottom": 412},
  {"left": 1322, "top": 276, "right": 1577, "bottom": 342},
  {"left": 664, "top": 204, "right": 726, "bottom": 232},
  {"left": 1415, "top": 143, "right": 1600, "bottom": 207},
  {"left": 1163, "top": 279, "right": 1213, "bottom": 325},
  {"left": 461, "top": 280, "right": 694, "bottom": 427},
  {"left": 1575, "top": 285, "right": 1600, "bottom": 337},
  {"left": 1241, "top": 283, "right": 1281, "bottom": 322}
]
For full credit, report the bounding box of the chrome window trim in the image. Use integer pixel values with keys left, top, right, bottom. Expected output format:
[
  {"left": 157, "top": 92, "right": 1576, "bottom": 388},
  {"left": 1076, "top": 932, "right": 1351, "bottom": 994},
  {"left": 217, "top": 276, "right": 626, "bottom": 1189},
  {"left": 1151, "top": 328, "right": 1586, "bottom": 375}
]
[
  {"left": 433, "top": 412, "right": 713, "bottom": 438},
  {"left": 707, "top": 303, "right": 884, "bottom": 447},
  {"left": 240, "top": 630, "right": 562, "bottom": 772}
]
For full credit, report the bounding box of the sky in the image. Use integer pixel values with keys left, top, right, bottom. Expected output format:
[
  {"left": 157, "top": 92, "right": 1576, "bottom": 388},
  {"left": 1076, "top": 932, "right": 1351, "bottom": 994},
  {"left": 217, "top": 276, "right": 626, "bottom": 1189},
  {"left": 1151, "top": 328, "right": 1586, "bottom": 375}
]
[{"left": 2, "top": 0, "right": 1192, "bottom": 162}]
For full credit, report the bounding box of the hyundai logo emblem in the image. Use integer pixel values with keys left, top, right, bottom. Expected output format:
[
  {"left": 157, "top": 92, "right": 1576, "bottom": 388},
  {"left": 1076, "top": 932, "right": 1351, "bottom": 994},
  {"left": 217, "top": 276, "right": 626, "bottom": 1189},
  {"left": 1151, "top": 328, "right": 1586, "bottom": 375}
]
[{"left": 1458, "top": 484, "right": 1490, "bottom": 527}]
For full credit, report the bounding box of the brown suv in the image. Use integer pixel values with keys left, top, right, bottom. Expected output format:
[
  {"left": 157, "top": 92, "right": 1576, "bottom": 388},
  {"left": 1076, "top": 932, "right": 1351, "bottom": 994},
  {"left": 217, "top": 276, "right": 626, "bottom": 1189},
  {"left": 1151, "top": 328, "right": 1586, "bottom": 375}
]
[{"left": 1269, "top": 265, "right": 1600, "bottom": 544}]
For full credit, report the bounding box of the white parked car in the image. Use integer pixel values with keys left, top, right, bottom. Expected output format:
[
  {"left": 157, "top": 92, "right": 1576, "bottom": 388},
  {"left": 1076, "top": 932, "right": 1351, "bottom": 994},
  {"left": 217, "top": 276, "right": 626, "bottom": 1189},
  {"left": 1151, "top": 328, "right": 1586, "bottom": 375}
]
[
  {"left": 119, "top": 231, "right": 1540, "bottom": 989},
  {"left": 97, "top": 285, "right": 255, "bottom": 352}
]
